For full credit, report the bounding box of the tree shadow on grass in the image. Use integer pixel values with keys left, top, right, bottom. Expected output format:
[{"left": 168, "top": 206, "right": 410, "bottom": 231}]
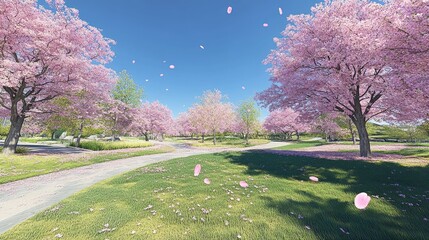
[{"left": 215, "top": 151, "right": 429, "bottom": 239}]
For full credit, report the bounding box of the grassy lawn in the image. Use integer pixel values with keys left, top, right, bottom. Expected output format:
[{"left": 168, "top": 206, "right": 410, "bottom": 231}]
[
  {"left": 0, "top": 146, "right": 174, "bottom": 184},
  {"left": 2, "top": 152, "right": 428, "bottom": 239},
  {"left": 339, "top": 147, "right": 429, "bottom": 159},
  {"left": 171, "top": 137, "right": 270, "bottom": 148},
  {"left": 273, "top": 141, "right": 328, "bottom": 150},
  {"left": 19, "top": 137, "right": 55, "bottom": 143}
]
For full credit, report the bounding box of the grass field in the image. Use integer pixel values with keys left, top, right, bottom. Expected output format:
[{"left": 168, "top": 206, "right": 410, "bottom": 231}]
[
  {"left": 0, "top": 146, "right": 174, "bottom": 184},
  {"left": 172, "top": 137, "right": 270, "bottom": 148},
  {"left": 3, "top": 152, "right": 428, "bottom": 239},
  {"left": 273, "top": 141, "right": 327, "bottom": 150}
]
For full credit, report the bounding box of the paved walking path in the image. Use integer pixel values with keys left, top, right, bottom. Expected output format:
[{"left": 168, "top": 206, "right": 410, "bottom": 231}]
[{"left": 0, "top": 141, "right": 288, "bottom": 234}]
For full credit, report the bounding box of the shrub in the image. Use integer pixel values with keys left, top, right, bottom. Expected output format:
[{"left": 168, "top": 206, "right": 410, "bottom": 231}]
[{"left": 72, "top": 140, "right": 153, "bottom": 151}]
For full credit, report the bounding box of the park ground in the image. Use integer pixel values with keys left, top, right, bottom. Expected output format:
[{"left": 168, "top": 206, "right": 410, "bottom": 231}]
[{"left": 0, "top": 138, "right": 428, "bottom": 239}]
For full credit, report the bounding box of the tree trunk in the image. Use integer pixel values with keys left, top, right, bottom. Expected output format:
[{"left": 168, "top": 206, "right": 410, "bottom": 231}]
[
  {"left": 51, "top": 131, "right": 56, "bottom": 140},
  {"left": 144, "top": 132, "right": 149, "bottom": 141},
  {"left": 213, "top": 131, "right": 216, "bottom": 145},
  {"left": 348, "top": 119, "right": 356, "bottom": 145},
  {"left": 354, "top": 117, "right": 371, "bottom": 157},
  {"left": 296, "top": 131, "right": 300, "bottom": 141},
  {"left": 76, "top": 122, "right": 84, "bottom": 147},
  {"left": 201, "top": 133, "right": 205, "bottom": 143},
  {"left": 2, "top": 114, "right": 25, "bottom": 154}
]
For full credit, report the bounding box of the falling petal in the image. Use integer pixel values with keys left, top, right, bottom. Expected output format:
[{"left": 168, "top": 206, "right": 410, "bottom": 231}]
[
  {"left": 166, "top": 88, "right": 169, "bottom": 91},
  {"left": 309, "top": 176, "right": 319, "bottom": 182},
  {"left": 132, "top": 60, "right": 136, "bottom": 64},
  {"left": 241, "top": 86, "right": 246, "bottom": 90},
  {"left": 200, "top": 45, "right": 205, "bottom": 49},
  {"left": 145, "top": 79, "right": 149, "bottom": 82},
  {"left": 227, "top": 6, "right": 232, "bottom": 14},
  {"left": 278, "top": 7, "right": 283, "bottom": 15},
  {"left": 239, "top": 181, "right": 249, "bottom": 188},
  {"left": 160, "top": 73, "right": 164, "bottom": 77},
  {"left": 194, "top": 164, "right": 201, "bottom": 176},
  {"left": 204, "top": 178, "right": 211, "bottom": 184},
  {"left": 169, "top": 65, "right": 175, "bottom": 69},
  {"left": 354, "top": 192, "right": 371, "bottom": 209},
  {"left": 263, "top": 23, "right": 269, "bottom": 27}
]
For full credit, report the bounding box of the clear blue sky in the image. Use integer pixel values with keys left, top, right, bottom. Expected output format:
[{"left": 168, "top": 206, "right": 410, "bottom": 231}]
[{"left": 66, "top": 0, "right": 320, "bottom": 118}]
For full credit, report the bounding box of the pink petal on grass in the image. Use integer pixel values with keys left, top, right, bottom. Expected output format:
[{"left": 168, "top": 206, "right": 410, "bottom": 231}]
[
  {"left": 239, "top": 181, "right": 249, "bottom": 188},
  {"left": 194, "top": 164, "right": 201, "bottom": 176},
  {"left": 309, "top": 176, "right": 319, "bottom": 182},
  {"left": 227, "top": 6, "right": 232, "bottom": 14},
  {"left": 354, "top": 192, "right": 371, "bottom": 209},
  {"left": 278, "top": 7, "right": 283, "bottom": 15},
  {"left": 204, "top": 178, "right": 211, "bottom": 184}
]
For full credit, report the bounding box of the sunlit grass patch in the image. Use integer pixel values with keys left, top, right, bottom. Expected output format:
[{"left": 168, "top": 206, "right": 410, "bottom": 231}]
[
  {"left": 3, "top": 152, "right": 428, "bottom": 239},
  {"left": 0, "top": 146, "right": 174, "bottom": 184}
]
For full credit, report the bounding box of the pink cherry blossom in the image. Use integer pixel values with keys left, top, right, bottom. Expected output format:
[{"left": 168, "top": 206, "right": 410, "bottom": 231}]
[
  {"left": 239, "top": 181, "right": 249, "bottom": 188},
  {"left": 309, "top": 176, "right": 319, "bottom": 182},
  {"left": 257, "top": 0, "right": 428, "bottom": 157},
  {"left": 0, "top": 0, "right": 115, "bottom": 153},
  {"left": 194, "top": 164, "right": 201, "bottom": 177},
  {"left": 354, "top": 192, "right": 371, "bottom": 209},
  {"left": 204, "top": 178, "right": 211, "bottom": 184}
]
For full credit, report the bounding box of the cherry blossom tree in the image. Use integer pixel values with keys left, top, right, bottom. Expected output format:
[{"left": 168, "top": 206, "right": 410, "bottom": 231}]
[
  {"left": 130, "top": 101, "right": 174, "bottom": 141},
  {"left": 0, "top": 0, "right": 115, "bottom": 153},
  {"left": 191, "top": 90, "right": 235, "bottom": 145},
  {"left": 263, "top": 108, "right": 308, "bottom": 140},
  {"left": 312, "top": 114, "right": 345, "bottom": 142},
  {"left": 257, "top": 0, "right": 428, "bottom": 157}
]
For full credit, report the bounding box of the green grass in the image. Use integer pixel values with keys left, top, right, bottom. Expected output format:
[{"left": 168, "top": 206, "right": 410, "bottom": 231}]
[
  {"left": 73, "top": 140, "right": 153, "bottom": 151},
  {"left": 0, "top": 146, "right": 174, "bottom": 184},
  {"left": 3, "top": 152, "right": 428, "bottom": 239},
  {"left": 273, "top": 141, "right": 327, "bottom": 150},
  {"left": 19, "top": 137, "right": 54, "bottom": 143},
  {"left": 172, "top": 137, "right": 270, "bottom": 148},
  {"left": 375, "top": 148, "right": 429, "bottom": 158},
  {"left": 339, "top": 147, "right": 429, "bottom": 159}
]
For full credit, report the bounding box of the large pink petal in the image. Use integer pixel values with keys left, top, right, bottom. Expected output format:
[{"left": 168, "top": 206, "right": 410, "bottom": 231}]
[
  {"left": 239, "top": 181, "right": 249, "bottom": 188},
  {"left": 204, "top": 178, "right": 211, "bottom": 184},
  {"left": 194, "top": 164, "right": 201, "bottom": 176},
  {"left": 354, "top": 192, "right": 371, "bottom": 209},
  {"left": 227, "top": 6, "right": 233, "bottom": 14},
  {"left": 309, "top": 176, "right": 319, "bottom": 182}
]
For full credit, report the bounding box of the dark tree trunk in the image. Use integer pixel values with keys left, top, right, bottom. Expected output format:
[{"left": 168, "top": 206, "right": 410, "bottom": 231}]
[
  {"left": 51, "top": 131, "right": 56, "bottom": 140},
  {"left": 3, "top": 115, "right": 25, "bottom": 154},
  {"left": 348, "top": 119, "right": 356, "bottom": 145},
  {"left": 213, "top": 131, "right": 216, "bottom": 145},
  {"left": 144, "top": 132, "right": 149, "bottom": 141},
  {"left": 296, "top": 131, "right": 300, "bottom": 141},
  {"left": 76, "top": 122, "right": 84, "bottom": 147},
  {"left": 201, "top": 133, "right": 205, "bottom": 143},
  {"left": 353, "top": 116, "right": 371, "bottom": 157}
]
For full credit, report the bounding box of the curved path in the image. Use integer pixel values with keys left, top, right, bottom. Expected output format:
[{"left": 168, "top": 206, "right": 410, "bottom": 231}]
[{"left": 0, "top": 141, "right": 288, "bottom": 234}]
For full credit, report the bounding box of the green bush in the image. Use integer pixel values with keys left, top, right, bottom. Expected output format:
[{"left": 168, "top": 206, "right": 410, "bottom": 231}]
[
  {"left": 72, "top": 140, "right": 153, "bottom": 151},
  {"left": 0, "top": 146, "right": 29, "bottom": 154}
]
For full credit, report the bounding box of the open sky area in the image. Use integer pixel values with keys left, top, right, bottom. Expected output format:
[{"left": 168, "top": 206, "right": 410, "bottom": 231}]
[{"left": 66, "top": 0, "right": 321, "bottom": 118}]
